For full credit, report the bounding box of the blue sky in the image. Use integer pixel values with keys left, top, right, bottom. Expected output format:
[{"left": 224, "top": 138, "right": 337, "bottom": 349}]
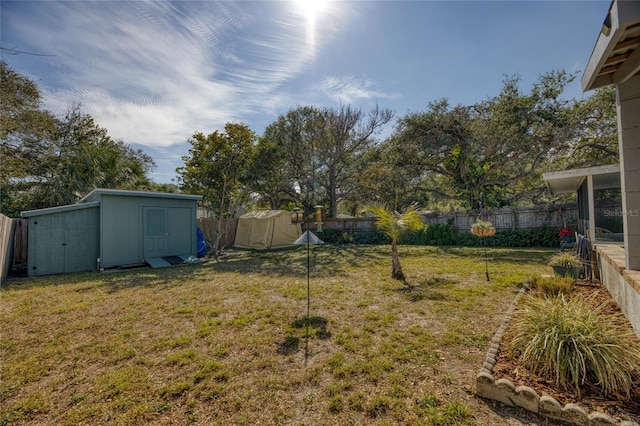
[{"left": 2, "top": 0, "right": 610, "bottom": 183}]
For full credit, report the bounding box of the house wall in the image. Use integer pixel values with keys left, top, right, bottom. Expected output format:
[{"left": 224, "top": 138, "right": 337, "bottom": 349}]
[
  {"left": 99, "top": 194, "right": 197, "bottom": 268},
  {"left": 617, "top": 75, "right": 640, "bottom": 270},
  {"left": 26, "top": 206, "right": 99, "bottom": 277},
  {"left": 596, "top": 244, "right": 640, "bottom": 338}
]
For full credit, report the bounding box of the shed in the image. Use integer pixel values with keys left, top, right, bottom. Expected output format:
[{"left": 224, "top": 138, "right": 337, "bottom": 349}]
[
  {"left": 234, "top": 210, "right": 302, "bottom": 250},
  {"left": 22, "top": 202, "right": 100, "bottom": 276},
  {"left": 22, "top": 189, "right": 202, "bottom": 276}
]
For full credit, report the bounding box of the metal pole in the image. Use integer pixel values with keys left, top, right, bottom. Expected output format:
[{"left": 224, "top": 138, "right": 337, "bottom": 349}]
[
  {"left": 305, "top": 229, "right": 310, "bottom": 366},
  {"left": 484, "top": 237, "right": 490, "bottom": 282}
]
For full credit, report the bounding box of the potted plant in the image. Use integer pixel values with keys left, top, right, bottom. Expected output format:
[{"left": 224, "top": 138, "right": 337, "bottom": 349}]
[
  {"left": 548, "top": 252, "right": 582, "bottom": 278},
  {"left": 471, "top": 220, "right": 496, "bottom": 237}
]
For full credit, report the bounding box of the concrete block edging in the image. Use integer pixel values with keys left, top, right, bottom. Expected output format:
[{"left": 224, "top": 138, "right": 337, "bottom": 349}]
[{"left": 475, "top": 284, "right": 639, "bottom": 426}]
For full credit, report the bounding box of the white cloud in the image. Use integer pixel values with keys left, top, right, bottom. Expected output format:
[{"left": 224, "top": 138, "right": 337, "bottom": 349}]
[
  {"left": 316, "top": 75, "right": 398, "bottom": 104},
  {"left": 5, "top": 0, "right": 345, "bottom": 147}
]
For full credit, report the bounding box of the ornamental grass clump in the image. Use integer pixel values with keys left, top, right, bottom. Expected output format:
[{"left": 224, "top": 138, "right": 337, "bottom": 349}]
[
  {"left": 510, "top": 295, "right": 640, "bottom": 398},
  {"left": 530, "top": 275, "right": 575, "bottom": 297},
  {"left": 548, "top": 252, "right": 581, "bottom": 268}
]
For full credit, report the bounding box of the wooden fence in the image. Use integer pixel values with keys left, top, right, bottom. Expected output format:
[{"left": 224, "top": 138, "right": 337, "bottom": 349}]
[
  {"left": 320, "top": 204, "right": 578, "bottom": 233},
  {"left": 0, "top": 215, "right": 27, "bottom": 284},
  {"left": 197, "top": 218, "right": 239, "bottom": 249},
  {"left": 420, "top": 204, "right": 578, "bottom": 230},
  {"left": 196, "top": 204, "right": 578, "bottom": 249},
  {"left": 0, "top": 214, "right": 14, "bottom": 284}
]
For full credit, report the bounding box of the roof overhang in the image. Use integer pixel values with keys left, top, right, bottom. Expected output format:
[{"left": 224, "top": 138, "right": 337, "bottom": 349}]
[
  {"left": 81, "top": 188, "right": 203, "bottom": 203},
  {"left": 21, "top": 201, "right": 101, "bottom": 218},
  {"left": 582, "top": 0, "right": 640, "bottom": 92},
  {"left": 543, "top": 164, "right": 621, "bottom": 195}
]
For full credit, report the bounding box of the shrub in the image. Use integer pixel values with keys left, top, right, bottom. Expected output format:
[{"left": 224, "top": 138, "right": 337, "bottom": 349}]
[
  {"left": 400, "top": 223, "right": 457, "bottom": 246},
  {"left": 548, "top": 252, "right": 582, "bottom": 267},
  {"left": 322, "top": 225, "right": 561, "bottom": 248},
  {"left": 510, "top": 295, "right": 640, "bottom": 398},
  {"left": 530, "top": 275, "right": 575, "bottom": 297}
]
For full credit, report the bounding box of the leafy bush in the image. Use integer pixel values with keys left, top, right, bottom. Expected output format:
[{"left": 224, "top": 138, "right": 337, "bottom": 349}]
[
  {"left": 322, "top": 225, "right": 561, "bottom": 248},
  {"left": 399, "top": 223, "right": 457, "bottom": 246},
  {"left": 530, "top": 275, "right": 575, "bottom": 297},
  {"left": 510, "top": 295, "right": 640, "bottom": 398}
]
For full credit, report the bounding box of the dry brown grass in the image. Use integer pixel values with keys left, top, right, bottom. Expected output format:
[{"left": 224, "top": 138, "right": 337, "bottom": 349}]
[{"left": 1, "top": 245, "right": 555, "bottom": 425}]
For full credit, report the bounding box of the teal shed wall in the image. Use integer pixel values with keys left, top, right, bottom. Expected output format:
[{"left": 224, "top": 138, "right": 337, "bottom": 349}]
[
  {"left": 26, "top": 205, "right": 99, "bottom": 277},
  {"left": 21, "top": 190, "right": 201, "bottom": 276},
  {"left": 98, "top": 194, "right": 198, "bottom": 268}
]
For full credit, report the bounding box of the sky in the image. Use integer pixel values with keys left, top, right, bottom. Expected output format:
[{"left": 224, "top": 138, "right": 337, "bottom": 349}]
[{"left": 1, "top": 0, "right": 611, "bottom": 183}]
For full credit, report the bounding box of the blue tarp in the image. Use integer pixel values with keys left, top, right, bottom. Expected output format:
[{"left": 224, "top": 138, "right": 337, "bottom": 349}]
[{"left": 196, "top": 227, "right": 207, "bottom": 257}]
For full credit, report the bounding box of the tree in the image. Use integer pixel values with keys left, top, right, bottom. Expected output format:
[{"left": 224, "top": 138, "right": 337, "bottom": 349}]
[
  {"left": 30, "top": 106, "right": 154, "bottom": 209},
  {"left": 314, "top": 105, "right": 393, "bottom": 217},
  {"left": 348, "top": 142, "right": 428, "bottom": 213},
  {"left": 1, "top": 60, "right": 57, "bottom": 215},
  {"left": 1, "top": 61, "right": 155, "bottom": 216},
  {"left": 178, "top": 122, "right": 256, "bottom": 252},
  {"left": 388, "top": 71, "right": 585, "bottom": 209},
  {"left": 251, "top": 105, "right": 393, "bottom": 217},
  {"left": 362, "top": 202, "right": 423, "bottom": 282},
  {"left": 561, "top": 86, "right": 618, "bottom": 168},
  {"left": 246, "top": 107, "right": 323, "bottom": 211}
]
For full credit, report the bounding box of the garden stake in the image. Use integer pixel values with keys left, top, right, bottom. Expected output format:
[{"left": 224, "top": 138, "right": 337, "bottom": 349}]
[
  {"left": 305, "top": 229, "right": 310, "bottom": 366},
  {"left": 484, "top": 237, "right": 490, "bottom": 281}
]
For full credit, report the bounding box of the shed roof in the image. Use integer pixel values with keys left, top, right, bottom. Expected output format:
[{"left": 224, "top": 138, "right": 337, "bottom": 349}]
[
  {"left": 21, "top": 201, "right": 100, "bottom": 218},
  {"left": 542, "top": 164, "right": 620, "bottom": 195},
  {"left": 582, "top": 0, "right": 640, "bottom": 91},
  {"left": 81, "top": 188, "right": 202, "bottom": 203}
]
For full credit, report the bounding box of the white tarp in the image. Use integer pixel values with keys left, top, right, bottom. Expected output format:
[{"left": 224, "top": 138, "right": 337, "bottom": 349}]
[{"left": 234, "top": 210, "right": 302, "bottom": 250}]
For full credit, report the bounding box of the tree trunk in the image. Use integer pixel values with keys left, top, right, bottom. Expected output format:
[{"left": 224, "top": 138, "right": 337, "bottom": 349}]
[
  {"left": 269, "top": 195, "right": 279, "bottom": 210},
  {"left": 329, "top": 164, "right": 337, "bottom": 218},
  {"left": 391, "top": 240, "right": 405, "bottom": 281}
]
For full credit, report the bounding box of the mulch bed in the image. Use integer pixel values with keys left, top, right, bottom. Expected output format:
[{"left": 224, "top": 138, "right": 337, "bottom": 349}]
[{"left": 492, "top": 280, "right": 640, "bottom": 424}]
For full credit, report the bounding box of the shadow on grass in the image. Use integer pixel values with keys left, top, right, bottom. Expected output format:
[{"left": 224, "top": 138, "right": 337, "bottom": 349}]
[
  {"left": 291, "top": 316, "right": 331, "bottom": 339},
  {"left": 398, "top": 275, "right": 458, "bottom": 302},
  {"left": 208, "top": 245, "right": 387, "bottom": 279},
  {"left": 439, "top": 247, "right": 553, "bottom": 265},
  {"left": 277, "top": 316, "right": 331, "bottom": 356},
  {"left": 2, "top": 246, "right": 551, "bottom": 294},
  {"left": 277, "top": 336, "right": 300, "bottom": 355}
]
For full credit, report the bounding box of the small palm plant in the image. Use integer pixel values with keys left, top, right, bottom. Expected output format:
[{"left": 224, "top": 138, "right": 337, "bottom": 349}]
[{"left": 362, "top": 202, "right": 423, "bottom": 282}]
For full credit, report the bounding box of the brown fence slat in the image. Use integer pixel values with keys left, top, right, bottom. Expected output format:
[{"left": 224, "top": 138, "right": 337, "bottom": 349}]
[
  {"left": 197, "top": 218, "right": 238, "bottom": 249},
  {"left": 1, "top": 214, "right": 17, "bottom": 284},
  {"left": 316, "top": 204, "right": 577, "bottom": 233},
  {"left": 194, "top": 204, "right": 576, "bottom": 249}
]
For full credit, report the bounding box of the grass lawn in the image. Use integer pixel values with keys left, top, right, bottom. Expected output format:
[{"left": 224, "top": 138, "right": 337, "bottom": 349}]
[{"left": 1, "top": 245, "right": 554, "bottom": 425}]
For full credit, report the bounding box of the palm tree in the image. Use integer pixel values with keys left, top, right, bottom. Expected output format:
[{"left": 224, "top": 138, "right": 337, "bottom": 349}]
[{"left": 363, "top": 202, "right": 423, "bottom": 282}]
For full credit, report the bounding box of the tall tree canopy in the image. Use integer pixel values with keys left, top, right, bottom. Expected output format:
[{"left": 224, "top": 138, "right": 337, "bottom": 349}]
[
  {"left": 178, "top": 122, "right": 256, "bottom": 252},
  {"left": 250, "top": 105, "right": 393, "bottom": 217},
  {"left": 247, "top": 106, "right": 323, "bottom": 212},
  {"left": 315, "top": 104, "right": 393, "bottom": 218},
  {"left": 1, "top": 61, "right": 155, "bottom": 216},
  {"left": 380, "top": 71, "right": 616, "bottom": 210}
]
